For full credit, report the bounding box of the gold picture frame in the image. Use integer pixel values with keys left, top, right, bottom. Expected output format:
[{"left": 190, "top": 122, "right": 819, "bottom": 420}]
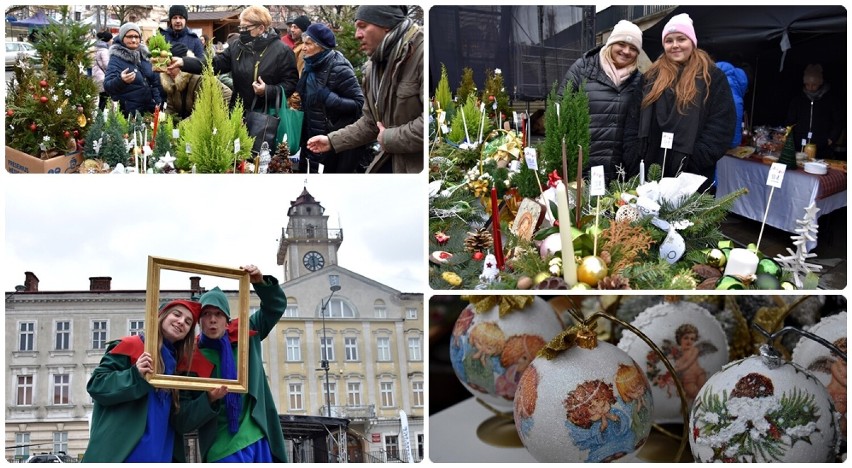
[{"left": 145, "top": 255, "right": 250, "bottom": 393}]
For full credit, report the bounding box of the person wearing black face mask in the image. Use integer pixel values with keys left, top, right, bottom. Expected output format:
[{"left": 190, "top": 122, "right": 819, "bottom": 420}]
[{"left": 167, "top": 5, "right": 297, "bottom": 116}]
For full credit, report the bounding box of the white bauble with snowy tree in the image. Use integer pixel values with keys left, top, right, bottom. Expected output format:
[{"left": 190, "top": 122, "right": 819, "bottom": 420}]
[{"left": 689, "top": 345, "right": 840, "bottom": 462}]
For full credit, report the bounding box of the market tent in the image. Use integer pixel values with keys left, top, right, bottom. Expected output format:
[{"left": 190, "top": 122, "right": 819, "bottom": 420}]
[
  {"left": 11, "top": 11, "right": 57, "bottom": 28},
  {"left": 641, "top": 5, "right": 846, "bottom": 129}
]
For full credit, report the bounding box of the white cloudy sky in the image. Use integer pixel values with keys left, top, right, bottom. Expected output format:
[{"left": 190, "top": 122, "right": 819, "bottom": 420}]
[{"left": 4, "top": 175, "right": 426, "bottom": 294}]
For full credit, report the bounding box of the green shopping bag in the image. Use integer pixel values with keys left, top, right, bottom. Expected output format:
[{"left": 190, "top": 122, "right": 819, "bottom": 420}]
[{"left": 268, "top": 86, "right": 303, "bottom": 154}]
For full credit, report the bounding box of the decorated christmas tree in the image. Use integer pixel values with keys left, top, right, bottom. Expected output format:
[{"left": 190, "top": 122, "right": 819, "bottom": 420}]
[
  {"left": 448, "top": 94, "right": 491, "bottom": 145},
  {"left": 540, "top": 82, "right": 590, "bottom": 178},
  {"left": 481, "top": 68, "right": 510, "bottom": 127},
  {"left": 175, "top": 54, "right": 254, "bottom": 173},
  {"left": 98, "top": 105, "right": 131, "bottom": 169},
  {"left": 778, "top": 125, "right": 798, "bottom": 168},
  {"left": 5, "top": 12, "right": 97, "bottom": 158}
]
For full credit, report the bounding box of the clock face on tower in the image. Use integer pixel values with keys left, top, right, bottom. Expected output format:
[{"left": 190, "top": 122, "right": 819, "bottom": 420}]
[{"left": 303, "top": 251, "right": 325, "bottom": 271}]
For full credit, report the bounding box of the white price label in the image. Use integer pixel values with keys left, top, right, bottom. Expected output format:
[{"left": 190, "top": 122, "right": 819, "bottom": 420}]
[
  {"left": 524, "top": 148, "right": 538, "bottom": 170},
  {"left": 660, "top": 132, "right": 674, "bottom": 149},
  {"left": 172, "top": 129, "right": 180, "bottom": 139},
  {"left": 234, "top": 138, "right": 240, "bottom": 153},
  {"left": 317, "top": 162, "right": 325, "bottom": 174},
  {"left": 513, "top": 111, "right": 518, "bottom": 127},
  {"left": 590, "top": 165, "right": 605, "bottom": 196},
  {"left": 185, "top": 143, "right": 191, "bottom": 154},
  {"left": 767, "top": 163, "right": 786, "bottom": 188}
]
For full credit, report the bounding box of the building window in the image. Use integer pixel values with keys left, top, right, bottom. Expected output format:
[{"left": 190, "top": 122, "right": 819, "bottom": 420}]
[
  {"left": 328, "top": 298, "right": 354, "bottom": 318},
  {"left": 129, "top": 320, "right": 145, "bottom": 336},
  {"left": 92, "top": 320, "right": 107, "bottom": 350},
  {"left": 320, "top": 337, "right": 334, "bottom": 361},
  {"left": 412, "top": 381, "right": 424, "bottom": 407},
  {"left": 288, "top": 383, "right": 303, "bottom": 411},
  {"left": 53, "top": 374, "right": 70, "bottom": 405},
  {"left": 344, "top": 337, "right": 358, "bottom": 361},
  {"left": 406, "top": 308, "right": 417, "bottom": 320},
  {"left": 15, "top": 433, "right": 30, "bottom": 458},
  {"left": 55, "top": 321, "right": 71, "bottom": 350},
  {"left": 380, "top": 381, "right": 395, "bottom": 407},
  {"left": 347, "top": 382, "right": 361, "bottom": 406},
  {"left": 322, "top": 382, "right": 337, "bottom": 406},
  {"left": 375, "top": 306, "right": 387, "bottom": 318},
  {"left": 16, "top": 375, "right": 34, "bottom": 406},
  {"left": 53, "top": 431, "right": 68, "bottom": 454},
  {"left": 19, "top": 321, "right": 35, "bottom": 351},
  {"left": 306, "top": 225, "right": 316, "bottom": 238},
  {"left": 385, "top": 435, "right": 400, "bottom": 460},
  {"left": 284, "top": 304, "right": 299, "bottom": 317},
  {"left": 286, "top": 337, "right": 301, "bottom": 362},
  {"left": 408, "top": 336, "right": 422, "bottom": 361},
  {"left": 377, "top": 337, "right": 391, "bottom": 361},
  {"left": 417, "top": 434, "right": 424, "bottom": 460}
]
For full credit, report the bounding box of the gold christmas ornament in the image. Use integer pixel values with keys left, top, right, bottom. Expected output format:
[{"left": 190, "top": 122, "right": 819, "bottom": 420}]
[
  {"left": 706, "top": 248, "right": 727, "bottom": 268},
  {"left": 577, "top": 255, "right": 608, "bottom": 287}
]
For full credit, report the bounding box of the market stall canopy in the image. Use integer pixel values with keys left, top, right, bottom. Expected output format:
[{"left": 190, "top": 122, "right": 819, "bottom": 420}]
[
  {"left": 642, "top": 5, "right": 846, "bottom": 128},
  {"left": 10, "top": 11, "right": 58, "bottom": 28}
]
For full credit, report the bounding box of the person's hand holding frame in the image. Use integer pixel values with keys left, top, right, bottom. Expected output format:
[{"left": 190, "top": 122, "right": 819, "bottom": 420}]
[{"left": 144, "top": 255, "right": 250, "bottom": 393}]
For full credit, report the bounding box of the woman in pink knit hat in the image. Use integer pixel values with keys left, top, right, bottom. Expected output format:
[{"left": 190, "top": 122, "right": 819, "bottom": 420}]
[{"left": 624, "top": 13, "right": 735, "bottom": 192}]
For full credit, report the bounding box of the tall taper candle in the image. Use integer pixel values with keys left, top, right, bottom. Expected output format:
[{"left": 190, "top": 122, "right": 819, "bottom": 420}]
[
  {"left": 555, "top": 181, "right": 578, "bottom": 286},
  {"left": 639, "top": 159, "right": 645, "bottom": 184},
  {"left": 576, "top": 145, "right": 584, "bottom": 227},
  {"left": 490, "top": 187, "right": 505, "bottom": 270}
]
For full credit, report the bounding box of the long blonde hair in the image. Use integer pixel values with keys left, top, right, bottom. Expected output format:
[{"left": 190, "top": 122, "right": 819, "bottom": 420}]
[{"left": 642, "top": 47, "right": 715, "bottom": 114}]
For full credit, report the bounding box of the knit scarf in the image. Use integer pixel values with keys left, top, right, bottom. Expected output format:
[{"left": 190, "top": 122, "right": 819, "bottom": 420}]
[
  {"left": 367, "top": 19, "right": 419, "bottom": 122},
  {"left": 300, "top": 49, "right": 333, "bottom": 107},
  {"left": 200, "top": 334, "right": 241, "bottom": 434},
  {"left": 598, "top": 45, "right": 636, "bottom": 87},
  {"left": 158, "top": 340, "right": 177, "bottom": 403}
]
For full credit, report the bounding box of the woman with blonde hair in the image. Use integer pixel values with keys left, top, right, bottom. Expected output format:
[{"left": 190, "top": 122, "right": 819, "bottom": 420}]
[
  {"left": 624, "top": 13, "right": 735, "bottom": 192},
  {"left": 561, "top": 20, "right": 644, "bottom": 182},
  {"left": 168, "top": 6, "right": 297, "bottom": 130}
]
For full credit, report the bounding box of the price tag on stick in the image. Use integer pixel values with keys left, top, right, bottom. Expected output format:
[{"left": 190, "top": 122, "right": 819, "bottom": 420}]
[
  {"left": 590, "top": 165, "right": 605, "bottom": 196},
  {"left": 757, "top": 163, "right": 787, "bottom": 250},
  {"left": 660, "top": 132, "right": 674, "bottom": 178}
]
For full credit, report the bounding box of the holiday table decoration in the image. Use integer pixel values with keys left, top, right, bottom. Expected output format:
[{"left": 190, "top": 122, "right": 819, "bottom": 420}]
[
  {"left": 689, "top": 324, "right": 843, "bottom": 462},
  {"left": 450, "top": 295, "right": 564, "bottom": 446},
  {"left": 514, "top": 307, "right": 688, "bottom": 462},
  {"left": 146, "top": 31, "right": 173, "bottom": 73}
]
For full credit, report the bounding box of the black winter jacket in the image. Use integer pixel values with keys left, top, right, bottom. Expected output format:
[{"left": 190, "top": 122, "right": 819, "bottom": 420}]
[
  {"left": 560, "top": 46, "right": 643, "bottom": 180},
  {"left": 181, "top": 30, "right": 297, "bottom": 113},
  {"left": 104, "top": 43, "right": 163, "bottom": 117},
  {"left": 296, "top": 50, "right": 365, "bottom": 173},
  {"left": 623, "top": 64, "right": 735, "bottom": 191}
]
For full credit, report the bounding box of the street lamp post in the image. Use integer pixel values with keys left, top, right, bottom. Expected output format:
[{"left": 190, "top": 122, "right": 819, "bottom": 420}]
[{"left": 320, "top": 275, "right": 341, "bottom": 418}]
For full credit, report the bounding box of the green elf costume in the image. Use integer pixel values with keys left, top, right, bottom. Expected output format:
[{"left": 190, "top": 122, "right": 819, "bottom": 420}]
[
  {"left": 83, "top": 299, "right": 210, "bottom": 462},
  {"left": 181, "top": 276, "right": 288, "bottom": 462}
]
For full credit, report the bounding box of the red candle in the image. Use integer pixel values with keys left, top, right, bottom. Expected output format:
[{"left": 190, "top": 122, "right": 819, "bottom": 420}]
[{"left": 490, "top": 187, "right": 505, "bottom": 269}]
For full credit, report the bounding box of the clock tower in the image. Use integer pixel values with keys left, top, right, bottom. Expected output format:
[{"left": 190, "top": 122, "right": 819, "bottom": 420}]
[{"left": 277, "top": 187, "right": 343, "bottom": 282}]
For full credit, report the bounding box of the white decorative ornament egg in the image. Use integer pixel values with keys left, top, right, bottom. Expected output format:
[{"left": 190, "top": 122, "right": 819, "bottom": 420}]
[
  {"left": 617, "top": 300, "right": 729, "bottom": 424},
  {"left": 615, "top": 204, "right": 641, "bottom": 223},
  {"left": 514, "top": 335, "right": 653, "bottom": 462},
  {"left": 690, "top": 345, "right": 840, "bottom": 462},
  {"left": 449, "top": 296, "right": 564, "bottom": 413}
]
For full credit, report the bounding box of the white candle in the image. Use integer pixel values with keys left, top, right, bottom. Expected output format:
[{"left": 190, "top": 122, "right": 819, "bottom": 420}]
[
  {"left": 478, "top": 103, "right": 486, "bottom": 144},
  {"left": 639, "top": 159, "right": 645, "bottom": 184},
  {"left": 460, "top": 108, "right": 471, "bottom": 143},
  {"left": 723, "top": 248, "right": 759, "bottom": 277},
  {"left": 555, "top": 181, "right": 578, "bottom": 286}
]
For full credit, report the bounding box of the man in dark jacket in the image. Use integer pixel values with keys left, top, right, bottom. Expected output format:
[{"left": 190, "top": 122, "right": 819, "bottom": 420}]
[
  {"left": 306, "top": 6, "right": 423, "bottom": 173},
  {"left": 162, "top": 5, "right": 205, "bottom": 60}
]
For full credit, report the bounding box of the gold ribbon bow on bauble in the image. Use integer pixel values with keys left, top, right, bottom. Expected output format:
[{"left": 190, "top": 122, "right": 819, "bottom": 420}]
[
  {"left": 461, "top": 295, "right": 534, "bottom": 318},
  {"left": 539, "top": 323, "right": 598, "bottom": 360}
]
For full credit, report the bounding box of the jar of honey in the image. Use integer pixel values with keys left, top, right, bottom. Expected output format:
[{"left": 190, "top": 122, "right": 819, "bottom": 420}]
[{"left": 804, "top": 143, "right": 817, "bottom": 160}]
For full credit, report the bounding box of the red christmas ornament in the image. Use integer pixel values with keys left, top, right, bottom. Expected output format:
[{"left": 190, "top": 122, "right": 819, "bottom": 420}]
[
  {"left": 434, "top": 231, "right": 450, "bottom": 245},
  {"left": 63, "top": 131, "right": 71, "bottom": 138},
  {"left": 488, "top": 95, "right": 495, "bottom": 101},
  {"left": 73, "top": 130, "right": 79, "bottom": 137},
  {"left": 472, "top": 251, "right": 485, "bottom": 261},
  {"left": 29, "top": 123, "right": 37, "bottom": 132},
  {"left": 6, "top": 109, "right": 13, "bottom": 117},
  {"left": 39, "top": 80, "right": 48, "bottom": 88},
  {"left": 40, "top": 96, "right": 48, "bottom": 104}
]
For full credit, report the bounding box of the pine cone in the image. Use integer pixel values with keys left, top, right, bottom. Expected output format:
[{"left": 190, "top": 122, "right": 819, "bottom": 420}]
[
  {"left": 464, "top": 228, "right": 494, "bottom": 253},
  {"left": 534, "top": 276, "right": 569, "bottom": 290},
  {"left": 597, "top": 275, "right": 631, "bottom": 290}
]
